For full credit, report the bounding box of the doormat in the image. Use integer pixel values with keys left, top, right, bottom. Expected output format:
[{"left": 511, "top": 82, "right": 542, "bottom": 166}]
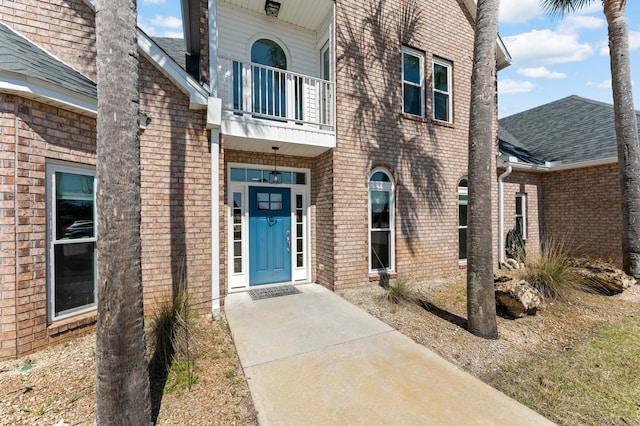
[{"left": 248, "top": 285, "right": 302, "bottom": 301}]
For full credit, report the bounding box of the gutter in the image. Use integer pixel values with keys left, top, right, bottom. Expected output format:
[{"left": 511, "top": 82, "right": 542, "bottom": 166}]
[
  {"left": 497, "top": 163, "right": 512, "bottom": 266},
  {"left": 209, "top": 0, "right": 222, "bottom": 320}
]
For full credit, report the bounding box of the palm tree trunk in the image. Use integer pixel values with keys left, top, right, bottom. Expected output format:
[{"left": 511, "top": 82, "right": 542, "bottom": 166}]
[
  {"left": 467, "top": 0, "right": 499, "bottom": 339},
  {"left": 95, "top": 0, "right": 152, "bottom": 423},
  {"left": 604, "top": 0, "right": 640, "bottom": 279}
]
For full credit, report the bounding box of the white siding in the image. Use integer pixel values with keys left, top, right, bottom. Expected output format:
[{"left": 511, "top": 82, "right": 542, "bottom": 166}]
[{"left": 218, "top": 4, "right": 318, "bottom": 77}]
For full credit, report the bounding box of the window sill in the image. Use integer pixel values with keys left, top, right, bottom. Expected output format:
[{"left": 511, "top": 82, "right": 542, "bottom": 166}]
[
  {"left": 400, "top": 112, "right": 428, "bottom": 123},
  {"left": 432, "top": 118, "right": 454, "bottom": 128},
  {"left": 368, "top": 271, "right": 398, "bottom": 282},
  {"left": 48, "top": 310, "right": 97, "bottom": 336}
]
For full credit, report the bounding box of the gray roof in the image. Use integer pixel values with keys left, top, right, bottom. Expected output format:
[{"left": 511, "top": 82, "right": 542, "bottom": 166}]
[
  {"left": 499, "top": 95, "right": 640, "bottom": 165},
  {"left": 0, "top": 21, "right": 97, "bottom": 99},
  {"left": 151, "top": 37, "right": 186, "bottom": 71}
]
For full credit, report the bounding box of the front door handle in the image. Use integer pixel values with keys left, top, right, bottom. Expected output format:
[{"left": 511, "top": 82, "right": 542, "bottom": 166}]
[{"left": 286, "top": 230, "right": 291, "bottom": 253}]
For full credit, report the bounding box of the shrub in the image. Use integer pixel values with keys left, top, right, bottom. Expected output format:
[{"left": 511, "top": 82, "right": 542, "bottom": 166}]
[
  {"left": 517, "top": 239, "right": 582, "bottom": 301},
  {"left": 383, "top": 278, "right": 420, "bottom": 304}
]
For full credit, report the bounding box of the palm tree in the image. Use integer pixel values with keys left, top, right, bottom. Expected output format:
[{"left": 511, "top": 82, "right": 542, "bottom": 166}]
[
  {"left": 466, "top": 0, "right": 500, "bottom": 339},
  {"left": 95, "top": 0, "right": 152, "bottom": 423},
  {"left": 540, "top": 0, "right": 640, "bottom": 279}
]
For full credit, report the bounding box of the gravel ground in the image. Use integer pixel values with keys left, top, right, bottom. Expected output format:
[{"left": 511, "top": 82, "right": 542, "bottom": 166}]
[
  {"left": 0, "top": 315, "right": 257, "bottom": 426},
  {"left": 1, "top": 275, "right": 638, "bottom": 425},
  {"left": 340, "top": 275, "right": 640, "bottom": 381}
]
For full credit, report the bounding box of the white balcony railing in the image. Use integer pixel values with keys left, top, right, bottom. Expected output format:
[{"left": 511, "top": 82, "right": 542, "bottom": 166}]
[{"left": 218, "top": 57, "right": 334, "bottom": 131}]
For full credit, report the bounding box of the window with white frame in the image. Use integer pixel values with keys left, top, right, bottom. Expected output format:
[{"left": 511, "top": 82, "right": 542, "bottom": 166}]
[
  {"left": 46, "top": 163, "right": 96, "bottom": 321},
  {"left": 369, "top": 169, "right": 395, "bottom": 271},
  {"left": 458, "top": 178, "right": 468, "bottom": 261},
  {"left": 402, "top": 47, "right": 424, "bottom": 116},
  {"left": 515, "top": 193, "right": 527, "bottom": 240},
  {"left": 433, "top": 58, "right": 452, "bottom": 122}
]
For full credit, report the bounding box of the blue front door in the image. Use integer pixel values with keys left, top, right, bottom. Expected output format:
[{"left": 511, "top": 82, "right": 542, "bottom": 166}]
[{"left": 249, "top": 187, "right": 291, "bottom": 285}]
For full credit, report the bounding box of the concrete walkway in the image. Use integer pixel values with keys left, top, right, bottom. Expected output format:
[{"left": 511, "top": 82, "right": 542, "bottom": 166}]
[{"left": 225, "top": 283, "right": 554, "bottom": 425}]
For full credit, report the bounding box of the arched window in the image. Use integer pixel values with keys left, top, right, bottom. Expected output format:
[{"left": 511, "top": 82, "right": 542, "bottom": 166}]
[
  {"left": 458, "top": 177, "right": 468, "bottom": 261},
  {"left": 251, "top": 39, "right": 287, "bottom": 69},
  {"left": 369, "top": 169, "right": 395, "bottom": 271},
  {"left": 251, "top": 39, "right": 287, "bottom": 118}
]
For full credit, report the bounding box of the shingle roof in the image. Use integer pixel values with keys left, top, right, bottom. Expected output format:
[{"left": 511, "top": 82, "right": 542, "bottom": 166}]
[
  {"left": 151, "top": 37, "right": 186, "bottom": 71},
  {"left": 0, "top": 21, "right": 97, "bottom": 99},
  {"left": 499, "top": 95, "right": 640, "bottom": 165}
]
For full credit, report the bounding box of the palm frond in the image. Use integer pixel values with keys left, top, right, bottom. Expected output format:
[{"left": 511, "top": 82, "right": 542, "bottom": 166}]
[{"left": 539, "top": 0, "right": 599, "bottom": 18}]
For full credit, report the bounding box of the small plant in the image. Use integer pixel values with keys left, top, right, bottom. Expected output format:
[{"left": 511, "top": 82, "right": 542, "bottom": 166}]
[
  {"left": 383, "top": 278, "right": 419, "bottom": 304},
  {"left": 67, "top": 395, "right": 78, "bottom": 404},
  {"left": 225, "top": 370, "right": 236, "bottom": 379},
  {"left": 22, "top": 406, "right": 45, "bottom": 416},
  {"left": 517, "top": 238, "right": 582, "bottom": 301}
]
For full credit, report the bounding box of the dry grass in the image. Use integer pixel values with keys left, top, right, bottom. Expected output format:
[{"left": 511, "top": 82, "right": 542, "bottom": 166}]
[
  {"left": 517, "top": 239, "right": 584, "bottom": 301},
  {"left": 341, "top": 276, "right": 640, "bottom": 425}
]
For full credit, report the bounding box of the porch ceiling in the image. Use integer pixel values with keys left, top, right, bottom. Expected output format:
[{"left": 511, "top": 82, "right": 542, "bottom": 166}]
[
  {"left": 222, "top": 0, "right": 333, "bottom": 31},
  {"left": 224, "top": 134, "right": 333, "bottom": 157}
]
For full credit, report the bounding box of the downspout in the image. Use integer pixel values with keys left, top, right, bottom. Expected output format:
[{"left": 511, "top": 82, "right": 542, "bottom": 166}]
[
  {"left": 13, "top": 98, "right": 19, "bottom": 358},
  {"left": 498, "top": 163, "right": 512, "bottom": 266},
  {"left": 209, "top": 0, "right": 221, "bottom": 320}
]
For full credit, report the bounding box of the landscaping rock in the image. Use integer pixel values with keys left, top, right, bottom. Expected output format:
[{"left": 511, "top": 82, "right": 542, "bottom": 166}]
[
  {"left": 494, "top": 275, "right": 544, "bottom": 318},
  {"left": 570, "top": 259, "right": 637, "bottom": 295}
]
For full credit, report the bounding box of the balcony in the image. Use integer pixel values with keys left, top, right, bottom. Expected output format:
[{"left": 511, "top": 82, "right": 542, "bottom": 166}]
[{"left": 217, "top": 57, "right": 335, "bottom": 156}]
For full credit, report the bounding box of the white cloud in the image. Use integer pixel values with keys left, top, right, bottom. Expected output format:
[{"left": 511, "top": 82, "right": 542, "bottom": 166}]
[
  {"left": 630, "top": 31, "right": 640, "bottom": 51},
  {"left": 150, "top": 15, "right": 182, "bottom": 29},
  {"left": 503, "top": 30, "right": 593, "bottom": 66},
  {"left": 142, "top": 0, "right": 165, "bottom": 4},
  {"left": 557, "top": 15, "right": 604, "bottom": 34},
  {"left": 587, "top": 80, "right": 611, "bottom": 89},
  {"left": 517, "top": 67, "right": 566, "bottom": 79},
  {"left": 499, "top": 80, "right": 535, "bottom": 95},
  {"left": 499, "top": 0, "right": 541, "bottom": 24}
]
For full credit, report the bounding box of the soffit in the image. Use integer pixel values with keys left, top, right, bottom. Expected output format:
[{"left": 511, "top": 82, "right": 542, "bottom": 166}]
[{"left": 222, "top": 0, "right": 333, "bottom": 31}]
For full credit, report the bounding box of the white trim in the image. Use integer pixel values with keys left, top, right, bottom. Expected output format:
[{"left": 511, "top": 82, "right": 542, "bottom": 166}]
[
  {"left": 458, "top": 177, "right": 468, "bottom": 262},
  {"left": 246, "top": 33, "right": 292, "bottom": 69},
  {"left": 401, "top": 46, "right": 425, "bottom": 117},
  {"left": 515, "top": 192, "right": 527, "bottom": 240},
  {"left": 498, "top": 154, "right": 618, "bottom": 172},
  {"left": 46, "top": 161, "right": 97, "bottom": 323},
  {"left": 210, "top": 0, "right": 221, "bottom": 320},
  {"left": 432, "top": 57, "right": 453, "bottom": 123},
  {"left": 226, "top": 163, "right": 311, "bottom": 291},
  {"left": 0, "top": 71, "right": 97, "bottom": 117},
  {"left": 368, "top": 168, "right": 395, "bottom": 273},
  {"left": 137, "top": 30, "right": 209, "bottom": 109}
]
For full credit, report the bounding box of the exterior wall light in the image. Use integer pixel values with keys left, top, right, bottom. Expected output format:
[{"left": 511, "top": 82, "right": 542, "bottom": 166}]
[{"left": 265, "top": 0, "right": 281, "bottom": 17}]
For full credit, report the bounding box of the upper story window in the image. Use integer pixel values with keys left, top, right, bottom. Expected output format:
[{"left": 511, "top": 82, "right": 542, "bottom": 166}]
[
  {"left": 251, "top": 39, "right": 287, "bottom": 69},
  {"left": 433, "top": 58, "right": 452, "bottom": 123},
  {"left": 402, "top": 47, "right": 424, "bottom": 116},
  {"left": 369, "top": 169, "right": 395, "bottom": 272}
]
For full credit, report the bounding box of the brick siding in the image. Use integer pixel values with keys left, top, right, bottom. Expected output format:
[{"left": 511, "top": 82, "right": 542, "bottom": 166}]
[
  {"left": 542, "top": 164, "right": 622, "bottom": 265},
  {"left": 0, "top": 0, "right": 96, "bottom": 81},
  {"left": 332, "top": 0, "right": 497, "bottom": 289}
]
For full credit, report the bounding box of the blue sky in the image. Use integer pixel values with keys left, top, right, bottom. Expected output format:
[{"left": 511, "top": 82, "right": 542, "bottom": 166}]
[{"left": 137, "top": 0, "right": 640, "bottom": 118}]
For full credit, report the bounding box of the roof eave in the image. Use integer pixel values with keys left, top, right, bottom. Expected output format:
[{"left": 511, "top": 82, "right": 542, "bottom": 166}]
[{"left": 0, "top": 70, "right": 97, "bottom": 117}]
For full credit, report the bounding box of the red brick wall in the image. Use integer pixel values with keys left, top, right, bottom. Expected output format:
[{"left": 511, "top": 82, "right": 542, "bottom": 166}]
[
  {"left": 0, "top": 0, "right": 97, "bottom": 81},
  {"left": 501, "top": 170, "right": 543, "bottom": 262},
  {"left": 332, "top": 0, "right": 486, "bottom": 289},
  {"left": 0, "top": 60, "right": 211, "bottom": 360},
  {"left": 138, "top": 57, "right": 212, "bottom": 316},
  {"left": 542, "top": 164, "right": 622, "bottom": 265},
  {"left": 0, "top": 94, "right": 97, "bottom": 359}
]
